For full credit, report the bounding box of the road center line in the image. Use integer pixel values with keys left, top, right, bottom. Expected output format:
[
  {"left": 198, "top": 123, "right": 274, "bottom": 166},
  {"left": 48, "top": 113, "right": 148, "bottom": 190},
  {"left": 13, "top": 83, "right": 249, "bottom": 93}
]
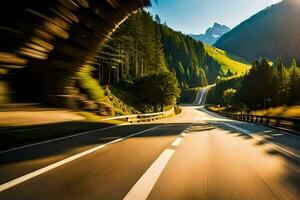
[
  {"left": 220, "top": 122, "right": 300, "bottom": 159},
  {"left": 0, "top": 125, "right": 163, "bottom": 192},
  {"left": 123, "top": 149, "right": 175, "bottom": 200},
  {"left": 171, "top": 137, "right": 183, "bottom": 147}
]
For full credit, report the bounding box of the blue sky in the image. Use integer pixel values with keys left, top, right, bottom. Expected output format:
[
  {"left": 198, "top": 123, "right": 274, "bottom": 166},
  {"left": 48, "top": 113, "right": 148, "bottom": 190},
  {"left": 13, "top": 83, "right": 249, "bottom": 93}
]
[{"left": 147, "top": 0, "right": 281, "bottom": 34}]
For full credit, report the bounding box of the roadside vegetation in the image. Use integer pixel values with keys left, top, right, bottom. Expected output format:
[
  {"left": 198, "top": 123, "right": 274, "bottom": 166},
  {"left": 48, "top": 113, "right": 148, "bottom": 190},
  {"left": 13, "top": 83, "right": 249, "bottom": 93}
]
[
  {"left": 252, "top": 106, "right": 300, "bottom": 118},
  {"left": 78, "top": 10, "right": 251, "bottom": 113},
  {"left": 207, "top": 58, "right": 300, "bottom": 115},
  {"left": 1, "top": 11, "right": 253, "bottom": 120}
]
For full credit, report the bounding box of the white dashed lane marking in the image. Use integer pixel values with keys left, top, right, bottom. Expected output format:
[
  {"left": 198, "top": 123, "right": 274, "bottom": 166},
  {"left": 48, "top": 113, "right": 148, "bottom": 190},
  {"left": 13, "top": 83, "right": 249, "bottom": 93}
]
[
  {"left": 123, "top": 149, "right": 175, "bottom": 200},
  {"left": 171, "top": 138, "right": 183, "bottom": 147}
]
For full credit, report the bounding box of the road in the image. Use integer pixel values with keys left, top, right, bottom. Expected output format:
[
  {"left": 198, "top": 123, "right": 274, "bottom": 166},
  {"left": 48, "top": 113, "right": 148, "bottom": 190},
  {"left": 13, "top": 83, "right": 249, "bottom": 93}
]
[{"left": 1, "top": 89, "right": 300, "bottom": 200}]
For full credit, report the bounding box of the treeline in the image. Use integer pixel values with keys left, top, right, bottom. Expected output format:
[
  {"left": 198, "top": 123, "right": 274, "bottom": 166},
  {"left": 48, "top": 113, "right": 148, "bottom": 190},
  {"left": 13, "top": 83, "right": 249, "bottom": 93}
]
[
  {"left": 88, "top": 10, "right": 247, "bottom": 112},
  {"left": 97, "top": 10, "right": 236, "bottom": 89},
  {"left": 207, "top": 58, "right": 300, "bottom": 111},
  {"left": 158, "top": 22, "right": 208, "bottom": 88},
  {"left": 95, "top": 11, "right": 168, "bottom": 86},
  {"left": 91, "top": 11, "right": 183, "bottom": 112}
]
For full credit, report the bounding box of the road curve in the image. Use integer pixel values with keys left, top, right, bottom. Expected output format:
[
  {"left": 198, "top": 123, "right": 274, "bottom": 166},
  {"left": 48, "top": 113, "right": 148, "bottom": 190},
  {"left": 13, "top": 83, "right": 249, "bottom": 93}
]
[{"left": 1, "top": 89, "right": 300, "bottom": 200}]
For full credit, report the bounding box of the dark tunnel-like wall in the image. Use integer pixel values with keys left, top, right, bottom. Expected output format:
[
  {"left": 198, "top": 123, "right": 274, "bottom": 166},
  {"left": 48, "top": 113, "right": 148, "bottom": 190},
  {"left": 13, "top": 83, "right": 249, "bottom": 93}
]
[{"left": 0, "top": 0, "right": 150, "bottom": 107}]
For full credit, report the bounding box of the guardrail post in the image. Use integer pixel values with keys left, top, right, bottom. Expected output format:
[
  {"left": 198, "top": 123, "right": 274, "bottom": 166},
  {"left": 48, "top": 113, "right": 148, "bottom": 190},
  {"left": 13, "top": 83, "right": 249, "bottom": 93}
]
[
  {"left": 293, "top": 120, "right": 300, "bottom": 131},
  {"left": 211, "top": 110, "right": 299, "bottom": 134},
  {"left": 266, "top": 117, "right": 270, "bottom": 125},
  {"left": 275, "top": 118, "right": 280, "bottom": 127}
]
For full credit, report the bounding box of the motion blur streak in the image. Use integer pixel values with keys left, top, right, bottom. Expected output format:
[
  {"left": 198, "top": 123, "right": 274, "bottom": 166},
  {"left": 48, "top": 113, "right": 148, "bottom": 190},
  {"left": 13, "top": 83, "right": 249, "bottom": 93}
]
[{"left": 0, "top": 0, "right": 150, "bottom": 106}]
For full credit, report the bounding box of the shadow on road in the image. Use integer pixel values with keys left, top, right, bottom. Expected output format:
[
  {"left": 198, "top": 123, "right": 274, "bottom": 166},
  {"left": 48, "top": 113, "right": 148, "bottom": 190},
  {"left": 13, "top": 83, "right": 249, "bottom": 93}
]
[
  {"left": 1, "top": 112, "right": 300, "bottom": 193},
  {"left": 0, "top": 121, "right": 117, "bottom": 151}
]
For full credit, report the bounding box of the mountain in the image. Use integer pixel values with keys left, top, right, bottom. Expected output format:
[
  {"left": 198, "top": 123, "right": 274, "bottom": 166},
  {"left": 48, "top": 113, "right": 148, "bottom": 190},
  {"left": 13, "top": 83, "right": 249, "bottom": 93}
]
[
  {"left": 190, "top": 23, "right": 230, "bottom": 45},
  {"left": 103, "top": 11, "right": 250, "bottom": 89},
  {"left": 215, "top": 0, "right": 300, "bottom": 65},
  {"left": 159, "top": 23, "right": 250, "bottom": 85}
]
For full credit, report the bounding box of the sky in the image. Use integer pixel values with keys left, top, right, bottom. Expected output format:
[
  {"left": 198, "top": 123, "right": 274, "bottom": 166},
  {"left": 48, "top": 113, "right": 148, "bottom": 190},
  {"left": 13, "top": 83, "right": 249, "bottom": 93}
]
[{"left": 147, "top": 0, "right": 282, "bottom": 34}]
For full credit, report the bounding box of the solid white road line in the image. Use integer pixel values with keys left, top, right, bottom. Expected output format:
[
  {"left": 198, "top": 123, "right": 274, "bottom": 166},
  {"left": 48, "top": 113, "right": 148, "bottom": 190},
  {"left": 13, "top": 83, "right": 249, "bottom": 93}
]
[
  {"left": 171, "top": 137, "right": 183, "bottom": 147},
  {"left": 0, "top": 125, "right": 163, "bottom": 192},
  {"left": 272, "top": 134, "right": 284, "bottom": 136},
  {"left": 204, "top": 107, "right": 300, "bottom": 139},
  {"left": 123, "top": 149, "right": 175, "bottom": 200},
  {"left": 221, "top": 122, "right": 251, "bottom": 134},
  {"left": 0, "top": 124, "right": 125, "bottom": 154},
  {"left": 221, "top": 122, "right": 300, "bottom": 159}
]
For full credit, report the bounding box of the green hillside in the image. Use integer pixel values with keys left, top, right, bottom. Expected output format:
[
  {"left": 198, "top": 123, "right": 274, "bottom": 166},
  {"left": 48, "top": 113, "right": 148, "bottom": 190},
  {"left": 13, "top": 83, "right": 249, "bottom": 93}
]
[
  {"left": 204, "top": 44, "right": 251, "bottom": 76},
  {"left": 83, "top": 11, "right": 253, "bottom": 112},
  {"left": 214, "top": 0, "right": 300, "bottom": 65},
  {"left": 158, "top": 20, "right": 251, "bottom": 85}
]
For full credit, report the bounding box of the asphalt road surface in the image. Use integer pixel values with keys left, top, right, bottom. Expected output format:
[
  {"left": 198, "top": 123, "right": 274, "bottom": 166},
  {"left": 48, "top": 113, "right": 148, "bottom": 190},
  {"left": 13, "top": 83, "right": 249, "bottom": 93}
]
[{"left": 1, "top": 89, "right": 300, "bottom": 200}]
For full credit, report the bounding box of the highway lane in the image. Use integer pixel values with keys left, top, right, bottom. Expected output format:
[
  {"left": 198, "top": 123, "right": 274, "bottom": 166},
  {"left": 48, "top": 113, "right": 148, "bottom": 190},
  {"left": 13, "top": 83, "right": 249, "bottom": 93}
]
[
  {"left": 0, "top": 124, "right": 165, "bottom": 184},
  {"left": 1, "top": 89, "right": 300, "bottom": 199},
  {"left": 192, "top": 86, "right": 211, "bottom": 105}
]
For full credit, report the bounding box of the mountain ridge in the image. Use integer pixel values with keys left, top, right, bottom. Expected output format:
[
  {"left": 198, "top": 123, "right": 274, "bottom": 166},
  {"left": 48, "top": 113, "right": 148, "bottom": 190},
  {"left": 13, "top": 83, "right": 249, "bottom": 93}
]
[
  {"left": 215, "top": 0, "right": 300, "bottom": 64},
  {"left": 190, "top": 23, "right": 230, "bottom": 45}
]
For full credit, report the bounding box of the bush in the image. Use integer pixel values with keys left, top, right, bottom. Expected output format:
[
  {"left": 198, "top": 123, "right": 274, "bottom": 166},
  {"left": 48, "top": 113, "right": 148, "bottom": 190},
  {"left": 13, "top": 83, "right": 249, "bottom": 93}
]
[
  {"left": 134, "top": 72, "right": 181, "bottom": 111},
  {"left": 77, "top": 65, "right": 105, "bottom": 102}
]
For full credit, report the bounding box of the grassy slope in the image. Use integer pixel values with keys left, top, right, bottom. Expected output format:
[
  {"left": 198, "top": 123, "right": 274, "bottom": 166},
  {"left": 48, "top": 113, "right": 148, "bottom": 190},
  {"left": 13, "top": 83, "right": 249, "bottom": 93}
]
[
  {"left": 204, "top": 44, "right": 251, "bottom": 75},
  {"left": 105, "top": 87, "right": 140, "bottom": 115}
]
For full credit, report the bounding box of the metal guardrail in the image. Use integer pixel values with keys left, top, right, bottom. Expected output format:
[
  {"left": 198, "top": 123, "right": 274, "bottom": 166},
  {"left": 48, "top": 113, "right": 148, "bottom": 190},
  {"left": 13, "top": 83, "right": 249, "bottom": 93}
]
[
  {"left": 217, "top": 112, "right": 300, "bottom": 134},
  {"left": 103, "top": 107, "right": 176, "bottom": 123}
]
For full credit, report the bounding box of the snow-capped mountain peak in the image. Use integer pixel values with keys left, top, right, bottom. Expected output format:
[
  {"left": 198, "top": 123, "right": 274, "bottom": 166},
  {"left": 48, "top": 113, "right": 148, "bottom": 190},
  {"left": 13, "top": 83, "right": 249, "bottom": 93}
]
[{"left": 189, "top": 23, "right": 230, "bottom": 45}]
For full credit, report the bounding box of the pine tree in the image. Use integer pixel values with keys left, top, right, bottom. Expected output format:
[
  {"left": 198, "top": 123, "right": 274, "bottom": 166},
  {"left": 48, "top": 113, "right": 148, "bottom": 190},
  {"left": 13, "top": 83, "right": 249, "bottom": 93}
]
[
  {"left": 276, "top": 60, "right": 289, "bottom": 105},
  {"left": 238, "top": 59, "right": 276, "bottom": 109},
  {"left": 288, "top": 59, "right": 300, "bottom": 104}
]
